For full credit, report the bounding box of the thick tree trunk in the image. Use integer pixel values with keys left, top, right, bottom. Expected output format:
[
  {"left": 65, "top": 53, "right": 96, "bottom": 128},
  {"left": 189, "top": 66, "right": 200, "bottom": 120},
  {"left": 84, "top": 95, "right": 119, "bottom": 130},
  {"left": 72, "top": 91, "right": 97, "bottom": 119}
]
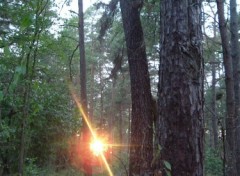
[
  {"left": 216, "top": 0, "right": 237, "bottom": 175},
  {"left": 120, "top": 0, "right": 154, "bottom": 175},
  {"left": 230, "top": 0, "right": 240, "bottom": 174},
  {"left": 78, "top": 0, "right": 92, "bottom": 175},
  {"left": 156, "top": 0, "right": 204, "bottom": 175}
]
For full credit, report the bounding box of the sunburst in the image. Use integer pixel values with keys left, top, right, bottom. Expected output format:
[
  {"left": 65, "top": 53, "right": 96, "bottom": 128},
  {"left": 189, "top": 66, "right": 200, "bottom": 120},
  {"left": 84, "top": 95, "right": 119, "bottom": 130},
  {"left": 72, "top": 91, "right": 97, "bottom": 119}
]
[{"left": 70, "top": 87, "right": 114, "bottom": 176}]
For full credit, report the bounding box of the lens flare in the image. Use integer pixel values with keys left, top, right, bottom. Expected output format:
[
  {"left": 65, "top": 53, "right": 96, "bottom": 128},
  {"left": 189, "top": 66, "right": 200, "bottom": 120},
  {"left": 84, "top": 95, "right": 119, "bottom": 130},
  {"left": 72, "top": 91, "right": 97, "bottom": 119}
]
[
  {"left": 70, "top": 86, "right": 113, "bottom": 176},
  {"left": 90, "top": 139, "right": 106, "bottom": 156}
]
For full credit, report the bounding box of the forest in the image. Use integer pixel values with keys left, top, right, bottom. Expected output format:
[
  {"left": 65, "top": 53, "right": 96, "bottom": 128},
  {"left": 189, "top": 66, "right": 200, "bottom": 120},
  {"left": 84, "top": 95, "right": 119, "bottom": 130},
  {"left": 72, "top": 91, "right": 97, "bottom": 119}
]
[{"left": 0, "top": 0, "right": 240, "bottom": 176}]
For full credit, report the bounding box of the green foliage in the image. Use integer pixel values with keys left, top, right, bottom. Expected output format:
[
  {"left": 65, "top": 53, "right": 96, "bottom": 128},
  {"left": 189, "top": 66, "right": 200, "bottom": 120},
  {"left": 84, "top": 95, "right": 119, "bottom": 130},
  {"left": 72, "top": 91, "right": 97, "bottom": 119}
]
[
  {"left": 0, "top": 0, "right": 83, "bottom": 174},
  {"left": 205, "top": 148, "right": 223, "bottom": 176},
  {"left": 163, "top": 160, "right": 171, "bottom": 176},
  {"left": 43, "top": 167, "right": 84, "bottom": 176},
  {"left": 24, "top": 158, "right": 41, "bottom": 176},
  {"left": 163, "top": 160, "right": 171, "bottom": 171}
]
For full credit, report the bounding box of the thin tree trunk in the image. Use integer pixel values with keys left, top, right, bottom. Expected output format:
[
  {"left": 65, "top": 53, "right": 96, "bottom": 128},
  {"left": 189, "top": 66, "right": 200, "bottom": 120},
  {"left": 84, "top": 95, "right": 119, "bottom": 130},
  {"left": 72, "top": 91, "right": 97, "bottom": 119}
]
[
  {"left": 230, "top": 0, "right": 240, "bottom": 174},
  {"left": 120, "top": 1, "right": 154, "bottom": 175},
  {"left": 119, "top": 103, "right": 123, "bottom": 150},
  {"left": 78, "top": 0, "right": 87, "bottom": 111},
  {"left": 78, "top": 0, "right": 92, "bottom": 175},
  {"left": 211, "top": 15, "right": 219, "bottom": 149},
  {"left": 110, "top": 78, "right": 116, "bottom": 159},
  {"left": 156, "top": 0, "right": 204, "bottom": 175},
  {"left": 89, "top": 64, "right": 95, "bottom": 121},
  {"left": 211, "top": 60, "right": 218, "bottom": 148},
  {"left": 99, "top": 62, "right": 104, "bottom": 125},
  {"left": 19, "top": 89, "right": 29, "bottom": 176},
  {"left": 89, "top": 16, "right": 95, "bottom": 122},
  {"left": 216, "top": 0, "right": 237, "bottom": 175},
  {"left": 19, "top": 11, "right": 42, "bottom": 175},
  {"left": 128, "top": 104, "right": 131, "bottom": 154}
]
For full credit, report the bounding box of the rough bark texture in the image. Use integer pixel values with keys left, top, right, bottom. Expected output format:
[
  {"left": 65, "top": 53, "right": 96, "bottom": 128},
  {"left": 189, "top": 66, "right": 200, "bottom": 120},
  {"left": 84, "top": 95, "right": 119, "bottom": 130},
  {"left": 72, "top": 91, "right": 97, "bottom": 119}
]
[
  {"left": 157, "top": 1, "right": 204, "bottom": 175},
  {"left": 216, "top": 0, "right": 237, "bottom": 175},
  {"left": 78, "top": 0, "right": 91, "bottom": 175},
  {"left": 120, "top": 0, "right": 154, "bottom": 175},
  {"left": 230, "top": 0, "right": 240, "bottom": 174}
]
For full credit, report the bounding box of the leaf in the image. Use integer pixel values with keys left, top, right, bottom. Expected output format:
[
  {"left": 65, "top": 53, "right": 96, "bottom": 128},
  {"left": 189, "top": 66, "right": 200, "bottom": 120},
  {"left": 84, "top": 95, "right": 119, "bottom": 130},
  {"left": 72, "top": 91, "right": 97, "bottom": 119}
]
[
  {"left": 166, "top": 170, "right": 171, "bottom": 176},
  {"left": 9, "top": 65, "right": 25, "bottom": 93},
  {"left": 163, "top": 160, "right": 171, "bottom": 170},
  {"left": 21, "top": 15, "right": 32, "bottom": 28}
]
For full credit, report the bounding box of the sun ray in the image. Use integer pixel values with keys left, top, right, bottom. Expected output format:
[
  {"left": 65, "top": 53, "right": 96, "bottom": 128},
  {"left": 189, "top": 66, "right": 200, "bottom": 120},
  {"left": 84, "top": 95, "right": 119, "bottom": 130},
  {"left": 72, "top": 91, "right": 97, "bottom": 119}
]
[
  {"left": 100, "top": 152, "right": 114, "bottom": 176},
  {"left": 70, "top": 87, "right": 113, "bottom": 176}
]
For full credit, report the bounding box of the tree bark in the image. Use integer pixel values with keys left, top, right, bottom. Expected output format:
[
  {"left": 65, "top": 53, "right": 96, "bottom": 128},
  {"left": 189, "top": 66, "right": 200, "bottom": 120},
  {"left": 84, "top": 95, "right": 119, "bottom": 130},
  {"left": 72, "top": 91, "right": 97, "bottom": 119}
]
[
  {"left": 216, "top": 0, "right": 237, "bottom": 175},
  {"left": 211, "top": 61, "right": 218, "bottom": 148},
  {"left": 120, "top": 0, "right": 154, "bottom": 175},
  {"left": 99, "top": 62, "right": 104, "bottom": 125},
  {"left": 78, "top": 0, "right": 92, "bottom": 175},
  {"left": 156, "top": 0, "right": 204, "bottom": 175},
  {"left": 211, "top": 16, "right": 219, "bottom": 150},
  {"left": 78, "top": 0, "right": 87, "bottom": 111},
  {"left": 230, "top": 0, "right": 240, "bottom": 174},
  {"left": 119, "top": 103, "right": 123, "bottom": 148},
  {"left": 89, "top": 64, "right": 95, "bottom": 121}
]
